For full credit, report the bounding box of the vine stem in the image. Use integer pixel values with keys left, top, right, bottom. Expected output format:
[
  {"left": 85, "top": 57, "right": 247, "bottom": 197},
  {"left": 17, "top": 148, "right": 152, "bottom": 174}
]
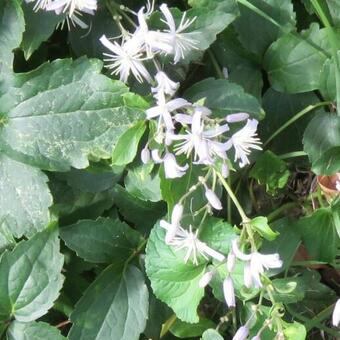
[
  {"left": 311, "top": 0, "right": 340, "bottom": 116},
  {"left": 215, "top": 171, "right": 249, "bottom": 223},
  {"left": 263, "top": 101, "right": 331, "bottom": 147},
  {"left": 278, "top": 151, "right": 307, "bottom": 160}
]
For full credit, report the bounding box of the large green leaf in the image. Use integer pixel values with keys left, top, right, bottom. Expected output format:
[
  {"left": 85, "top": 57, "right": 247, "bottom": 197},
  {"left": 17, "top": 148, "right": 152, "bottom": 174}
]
[
  {"left": 0, "top": 0, "right": 24, "bottom": 69},
  {"left": 0, "top": 154, "right": 52, "bottom": 238},
  {"left": 21, "top": 2, "right": 63, "bottom": 59},
  {"left": 69, "top": 265, "right": 149, "bottom": 340},
  {"left": 319, "top": 53, "right": 340, "bottom": 102},
  {"left": 184, "top": 78, "right": 264, "bottom": 120},
  {"left": 7, "top": 321, "right": 66, "bottom": 340},
  {"left": 145, "top": 224, "right": 206, "bottom": 323},
  {"left": 0, "top": 57, "right": 145, "bottom": 171},
  {"left": 0, "top": 225, "right": 64, "bottom": 322},
  {"left": 233, "top": 0, "right": 296, "bottom": 57},
  {"left": 264, "top": 24, "right": 332, "bottom": 93},
  {"left": 60, "top": 217, "right": 143, "bottom": 264},
  {"left": 303, "top": 113, "right": 340, "bottom": 175}
]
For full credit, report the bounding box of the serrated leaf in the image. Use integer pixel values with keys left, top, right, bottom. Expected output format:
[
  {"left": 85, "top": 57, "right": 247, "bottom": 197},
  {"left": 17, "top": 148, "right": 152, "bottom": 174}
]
[
  {"left": 264, "top": 24, "right": 332, "bottom": 93},
  {"left": 0, "top": 225, "right": 64, "bottom": 322},
  {"left": 283, "top": 321, "right": 306, "bottom": 340},
  {"left": 250, "top": 151, "right": 290, "bottom": 195},
  {"left": 0, "top": 57, "right": 144, "bottom": 171},
  {"left": 60, "top": 217, "right": 143, "bottom": 264},
  {"left": 7, "top": 321, "right": 66, "bottom": 340},
  {"left": 184, "top": 78, "right": 264, "bottom": 120},
  {"left": 145, "top": 224, "right": 206, "bottom": 323},
  {"left": 303, "top": 113, "right": 340, "bottom": 175},
  {"left": 233, "top": 0, "right": 296, "bottom": 57},
  {"left": 112, "top": 121, "right": 146, "bottom": 166},
  {"left": 201, "top": 329, "right": 224, "bottom": 340},
  {"left": 0, "top": 0, "right": 25, "bottom": 69},
  {"left": 69, "top": 265, "right": 148, "bottom": 340},
  {"left": 0, "top": 154, "right": 52, "bottom": 238},
  {"left": 21, "top": 2, "right": 63, "bottom": 59}
]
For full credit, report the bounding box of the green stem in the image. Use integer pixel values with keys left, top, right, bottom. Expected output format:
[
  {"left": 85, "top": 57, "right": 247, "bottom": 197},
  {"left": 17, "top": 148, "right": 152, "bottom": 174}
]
[
  {"left": 215, "top": 171, "right": 249, "bottom": 223},
  {"left": 306, "top": 303, "right": 335, "bottom": 330},
  {"left": 264, "top": 102, "right": 331, "bottom": 147},
  {"left": 160, "top": 314, "right": 177, "bottom": 338},
  {"left": 207, "top": 50, "right": 224, "bottom": 79},
  {"left": 124, "top": 238, "right": 147, "bottom": 268},
  {"left": 278, "top": 151, "right": 308, "bottom": 160},
  {"left": 311, "top": 0, "right": 340, "bottom": 116},
  {"left": 267, "top": 202, "right": 300, "bottom": 222}
]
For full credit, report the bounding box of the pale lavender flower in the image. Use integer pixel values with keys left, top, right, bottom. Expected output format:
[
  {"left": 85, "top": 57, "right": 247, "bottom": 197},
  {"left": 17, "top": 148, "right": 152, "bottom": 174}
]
[
  {"left": 204, "top": 188, "right": 222, "bottom": 210},
  {"left": 160, "top": 203, "right": 183, "bottom": 244},
  {"left": 152, "top": 71, "right": 179, "bottom": 99},
  {"left": 141, "top": 146, "right": 150, "bottom": 164},
  {"left": 221, "top": 162, "right": 229, "bottom": 178},
  {"left": 332, "top": 299, "right": 340, "bottom": 327},
  {"left": 251, "top": 336, "right": 261, "bottom": 340},
  {"left": 225, "top": 119, "right": 262, "bottom": 168},
  {"left": 223, "top": 276, "right": 236, "bottom": 308},
  {"left": 199, "top": 270, "right": 214, "bottom": 288},
  {"left": 26, "top": 0, "right": 51, "bottom": 11},
  {"left": 226, "top": 113, "right": 249, "bottom": 123},
  {"left": 233, "top": 326, "right": 249, "bottom": 340},
  {"left": 163, "top": 153, "right": 188, "bottom": 178}
]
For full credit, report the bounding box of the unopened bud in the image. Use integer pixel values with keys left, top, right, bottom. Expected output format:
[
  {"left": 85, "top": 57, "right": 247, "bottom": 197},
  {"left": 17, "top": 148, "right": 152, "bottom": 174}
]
[
  {"left": 205, "top": 189, "right": 222, "bottom": 210},
  {"left": 171, "top": 203, "right": 183, "bottom": 226},
  {"left": 223, "top": 276, "right": 236, "bottom": 308},
  {"left": 199, "top": 271, "right": 214, "bottom": 288},
  {"left": 141, "top": 146, "right": 150, "bottom": 164},
  {"left": 226, "top": 112, "right": 249, "bottom": 123},
  {"left": 227, "top": 252, "right": 236, "bottom": 272}
]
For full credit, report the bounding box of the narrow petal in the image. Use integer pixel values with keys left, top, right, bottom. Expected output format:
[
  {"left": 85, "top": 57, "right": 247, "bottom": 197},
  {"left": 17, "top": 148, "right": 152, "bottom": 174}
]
[
  {"left": 223, "top": 276, "right": 236, "bottom": 307},
  {"left": 332, "top": 299, "right": 340, "bottom": 327}
]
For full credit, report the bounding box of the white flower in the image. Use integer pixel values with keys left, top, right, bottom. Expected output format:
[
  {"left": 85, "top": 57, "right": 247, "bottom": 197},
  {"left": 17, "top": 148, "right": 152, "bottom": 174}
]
[
  {"left": 158, "top": 4, "right": 198, "bottom": 63},
  {"left": 162, "top": 152, "right": 189, "bottom": 178},
  {"left": 233, "top": 326, "right": 249, "bottom": 340},
  {"left": 226, "top": 112, "right": 249, "bottom": 123},
  {"left": 336, "top": 180, "right": 340, "bottom": 192},
  {"left": 146, "top": 91, "right": 189, "bottom": 131},
  {"left": 199, "top": 270, "right": 214, "bottom": 288},
  {"left": 100, "top": 35, "right": 151, "bottom": 83},
  {"left": 152, "top": 71, "right": 179, "bottom": 99},
  {"left": 332, "top": 299, "right": 340, "bottom": 327},
  {"left": 204, "top": 187, "right": 222, "bottom": 210},
  {"left": 227, "top": 251, "right": 236, "bottom": 272},
  {"left": 223, "top": 276, "right": 236, "bottom": 308},
  {"left": 167, "top": 225, "right": 225, "bottom": 265},
  {"left": 226, "top": 119, "right": 262, "bottom": 168},
  {"left": 172, "top": 110, "right": 229, "bottom": 164},
  {"left": 141, "top": 146, "right": 151, "bottom": 164},
  {"left": 251, "top": 336, "right": 261, "bottom": 340},
  {"left": 160, "top": 203, "right": 183, "bottom": 244},
  {"left": 25, "top": 0, "right": 51, "bottom": 11}
]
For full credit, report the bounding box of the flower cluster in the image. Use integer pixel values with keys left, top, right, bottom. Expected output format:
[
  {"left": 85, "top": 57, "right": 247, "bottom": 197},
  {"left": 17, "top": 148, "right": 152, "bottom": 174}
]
[
  {"left": 100, "top": 2, "right": 198, "bottom": 83},
  {"left": 25, "top": 0, "right": 97, "bottom": 29}
]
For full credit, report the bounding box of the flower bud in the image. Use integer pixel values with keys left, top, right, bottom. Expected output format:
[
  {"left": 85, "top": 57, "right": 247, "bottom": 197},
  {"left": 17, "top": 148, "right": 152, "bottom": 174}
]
[
  {"left": 332, "top": 299, "right": 340, "bottom": 327},
  {"left": 232, "top": 326, "right": 249, "bottom": 340},
  {"left": 171, "top": 203, "right": 183, "bottom": 227},
  {"left": 223, "top": 276, "right": 236, "bottom": 308},
  {"left": 221, "top": 162, "right": 229, "bottom": 178},
  {"left": 227, "top": 252, "right": 236, "bottom": 272},
  {"left": 205, "top": 189, "right": 222, "bottom": 210},
  {"left": 141, "top": 146, "right": 150, "bottom": 164},
  {"left": 244, "top": 262, "right": 252, "bottom": 288},
  {"left": 226, "top": 112, "right": 249, "bottom": 123},
  {"left": 199, "top": 271, "right": 214, "bottom": 288},
  {"left": 251, "top": 336, "right": 261, "bottom": 340}
]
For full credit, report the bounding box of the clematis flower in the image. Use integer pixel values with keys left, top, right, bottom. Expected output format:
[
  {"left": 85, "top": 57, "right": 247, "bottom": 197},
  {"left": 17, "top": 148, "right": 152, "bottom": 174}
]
[
  {"left": 199, "top": 270, "right": 214, "bottom": 288},
  {"left": 152, "top": 71, "right": 179, "bottom": 99},
  {"left": 204, "top": 187, "right": 222, "bottom": 210},
  {"left": 158, "top": 3, "right": 198, "bottom": 63},
  {"left": 167, "top": 225, "right": 225, "bottom": 265},
  {"left": 100, "top": 35, "right": 151, "bottom": 83},
  {"left": 160, "top": 203, "right": 183, "bottom": 244},
  {"left": 141, "top": 146, "right": 151, "bottom": 164},
  {"left": 226, "top": 119, "right": 262, "bottom": 168},
  {"left": 232, "top": 326, "right": 249, "bottom": 340},
  {"left": 146, "top": 91, "right": 190, "bottom": 131},
  {"left": 223, "top": 276, "right": 236, "bottom": 308},
  {"left": 25, "top": 0, "right": 51, "bottom": 11},
  {"left": 332, "top": 299, "right": 340, "bottom": 327},
  {"left": 226, "top": 112, "right": 249, "bottom": 123}
]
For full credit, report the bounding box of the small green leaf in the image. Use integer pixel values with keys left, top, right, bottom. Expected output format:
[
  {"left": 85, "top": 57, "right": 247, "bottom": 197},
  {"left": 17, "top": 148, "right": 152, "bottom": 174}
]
[
  {"left": 0, "top": 154, "right": 52, "bottom": 238},
  {"left": 7, "top": 321, "right": 66, "bottom": 340},
  {"left": 283, "top": 321, "right": 307, "bottom": 340},
  {"left": 0, "top": 225, "right": 64, "bottom": 322},
  {"left": 250, "top": 151, "right": 290, "bottom": 195},
  {"left": 112, "top": 121, "right": 146, "bottom": 166},
  {"left": 145, "top": 224, "right": 206, "bottom": 323},
  {"left": 250, "top": 216, "right": 279, "bottom": 241},
  {"left": 0, "top": 0, "right": 25, "bottom": 69},
  {"left": 60, "top": 217, "right": 143, "bottom": 264},
  {"left": 171, "top": 318, "right": 215, "bottom": 338},
  {"left": 303, "top": 113, "right": 340, "bottom": 175},
  {"left": 270, "top": 278, "right": 305, "bottom": 304},
  {"left": 69, "top": 265, "right": 149, "bottom": 340},
  {"left": 184, "top": 78, "right": 264, "bottom": 120},
  {"left": 201, "top": 329, "right": 224, "bottom": 340}
]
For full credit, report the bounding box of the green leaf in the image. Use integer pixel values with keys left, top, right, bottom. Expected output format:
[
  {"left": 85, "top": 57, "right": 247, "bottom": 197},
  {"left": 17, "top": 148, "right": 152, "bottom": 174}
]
[
  {"left": 0, "top": 220, "right": 15, "bottom": 254},
  {"left": 112, "top": 121, "right": 146, "bottom": 166},
  {"left": 319, "top": 55, "right": 339, "bottom": 102},
  {"left": 171, "top": 318, "right": 215, "bottom": 338},
  {"left": 264, "top": 24, "right": 332, "bottom": 93},
  {"left": 199, "top": 217, "right": 237, "bottom": 254},
  {"left": 270, "top": 277, "right": 305, "bottom": 304},
  {"left": 233, "top": 0, "right": 296, "bottom": 57},
  {"left": 0, "top": 225, "right": 64, "bottom": 322},
  {"left": 250, "top": 216, "right": 279, "bottom": 241},
  {"left": 184, "top": 78, "right": 264, "bottom": 120},
  {"left": 0, "top": 154, "right": 52, "bottom": 238},
  {"left": 145, "top": 224, "right": 206, "bottom": 323},
  {"left": 7, "top": 321, "right": 66, "bottom": 340},
  {"left": 326, "top": 0, "right": 340, "bottom": 26},
  {"left": 283, "top": 321, "right": 307, "bottom": 340},
  {"left": 69, "top": 265, "right": 149, "bottom": 340},
  {"left": 60, "top": 217, "right": 143, "bottom": 264},
  {"left": 0, "top": 0, "right": 25, "bottom": 69},
  {"left": 250, "top": 151, "right": 290, "bottom": 195},
  {"left": 297, "top": 207, "right": 338, "bottom": 262},
  {"left": 303, "top": 113, "right": 340, "bottom": 175},
  {"left": 0, "top": 57, "right": 144, "bottom": 171},
  {"left": 21, "top": 2, "right": 62, "bottom": 59},
  {"left": 201, "top": 329, "right": 224, "bottom": 340},
  {"left": 125, "top": 163, "right": 162, "bottom": 202}
]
